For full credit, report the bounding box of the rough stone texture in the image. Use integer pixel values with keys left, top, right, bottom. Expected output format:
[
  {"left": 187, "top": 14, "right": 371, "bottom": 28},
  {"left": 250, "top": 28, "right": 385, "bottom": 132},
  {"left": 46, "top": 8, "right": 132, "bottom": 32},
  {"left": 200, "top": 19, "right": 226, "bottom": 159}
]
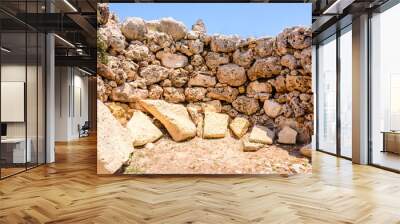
[
  {"left": 98, "top": 13, "right": 313, "bottom": 144},
  {"left": 230, "top": 117, "right": 250, "bottom": 138},
  {"left": 216, "top": 64, "right": 247, "bottom": 87},
  {"left": 249, "top": 125, "right": 275, "bottom": 145},
  {"left": 127, "top": 111, "right": 163, "bottom": 146},
  {"left": 156, "top": 51, "right": 188, "bottom": 68},
  {"left": 263, "top": 99, "right": 283, "bottom": 118},
  {"left": 188, "top": 72, "right": 216, "bottom": 87},
  {"left": 232, "top": 96, "right": 259, "bottom": 115},
  {"left": 97, "top": 100, "right": 133, "bottom": 174},
  {"left": 139, "top": 65, "right": 171, "bottom": 85},
  {"left": 210, "top": 35, "right": 239, "bottom": 53},
  {"left": 186, "top": 104, "right": 204, "bottom": 137},
  {"left": 241, "top": 136, "right": 264, "bottom": 152},
  {"left": 277, "top": 126, "right": 298, "bottom": 144},
  {"left": 247, "top": 57, "right": 282, "bottom": 81},
  {"left": 203, "top": 112, "right": 229, "bottom": 138},
  {"left": 121, "top": 17, "right": 147, "bottom": 41},
  {"left": 207, "top": 86, "right": 239, "bottom": 103},
  {"left": 139, "top": 100, "right": 196, "bottom": 141}
]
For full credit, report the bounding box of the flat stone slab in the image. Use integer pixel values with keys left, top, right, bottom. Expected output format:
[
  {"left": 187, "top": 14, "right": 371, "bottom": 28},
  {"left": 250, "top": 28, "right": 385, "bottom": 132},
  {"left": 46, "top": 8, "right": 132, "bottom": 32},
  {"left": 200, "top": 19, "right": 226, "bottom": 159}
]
[
  {"left": 241, "top": 137, "right": 264, "bottom": 152},
  {"left": 249, "top": 125, "right": 275, "bottom": 144},
  {"left": 97, "top": 100, "right": 134, "bottom": 174},
  {"left": 203, "top": 112, "right": 229, "bottom": 139},
  {"left": 127, "top": 111, "right": 163, "bottom": 146},
  {"left": 139, "top": 100, "right": 196, "bottom": 142}
]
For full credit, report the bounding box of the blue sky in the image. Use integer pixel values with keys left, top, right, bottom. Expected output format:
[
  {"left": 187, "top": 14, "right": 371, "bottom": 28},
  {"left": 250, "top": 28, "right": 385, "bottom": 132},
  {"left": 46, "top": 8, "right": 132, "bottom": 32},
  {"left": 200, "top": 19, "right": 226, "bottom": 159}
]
[{"left": 109, "top": 3, "right": 311, "bottom": 38}]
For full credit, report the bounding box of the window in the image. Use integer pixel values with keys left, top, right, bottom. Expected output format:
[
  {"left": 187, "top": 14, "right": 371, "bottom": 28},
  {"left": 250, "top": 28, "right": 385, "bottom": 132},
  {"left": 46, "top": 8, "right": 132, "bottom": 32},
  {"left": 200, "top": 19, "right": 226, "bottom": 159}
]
[
  {"left": 370, "top": 2, "right": 400, "bottom": 171},
  {"left": 317, "top": 35, "right": 337, "bottom": 154}
]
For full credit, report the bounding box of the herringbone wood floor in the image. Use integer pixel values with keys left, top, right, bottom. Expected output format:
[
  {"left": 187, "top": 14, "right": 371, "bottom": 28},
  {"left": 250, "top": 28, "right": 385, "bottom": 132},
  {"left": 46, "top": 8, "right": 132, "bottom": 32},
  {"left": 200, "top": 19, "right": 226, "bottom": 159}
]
[{"left": 0, "top": 135, "right": 400, "bottom": 224}]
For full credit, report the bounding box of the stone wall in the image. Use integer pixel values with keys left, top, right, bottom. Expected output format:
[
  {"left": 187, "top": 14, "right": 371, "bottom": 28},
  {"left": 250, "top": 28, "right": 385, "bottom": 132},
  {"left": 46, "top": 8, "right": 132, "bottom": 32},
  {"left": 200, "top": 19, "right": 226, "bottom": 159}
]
[{"left": 97, "top": 4, "right": 313, "bottom": 144}]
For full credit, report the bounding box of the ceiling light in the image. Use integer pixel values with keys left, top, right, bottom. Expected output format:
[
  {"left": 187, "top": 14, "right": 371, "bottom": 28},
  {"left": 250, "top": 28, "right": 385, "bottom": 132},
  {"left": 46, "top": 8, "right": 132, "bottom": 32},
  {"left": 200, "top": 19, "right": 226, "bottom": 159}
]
[
  {"left": 63, "top": 0, "right": 78, "bottom": 12},
  {"left": 54, "top": 34, "right": 75, "bottom": 48},
  {"left": 78, "top": 67, "right": 92, "bottom": 76},
  {"left": 1, "top": 47, "right": 11, "bottom": 53}
]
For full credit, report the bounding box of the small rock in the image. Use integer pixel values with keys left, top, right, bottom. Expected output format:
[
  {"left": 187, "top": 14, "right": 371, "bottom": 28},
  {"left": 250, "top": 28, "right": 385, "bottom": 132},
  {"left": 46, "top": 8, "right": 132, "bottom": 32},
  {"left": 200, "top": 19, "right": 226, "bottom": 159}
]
[
  {"left": 277, "top": 126, "right": 297, "bottom": 144},
  {"left": 139, "top": 65, "right": 171, "bottom": 85},
  {"left": 207, "top": 86, "right": 239, "bottom": 103},
  {"left": 210, "top": 35, "right": 240, "bottom": 53},
  {"left": 163, "top": 87, "right": 185, "bottom": 103},
  {"left": 184, "top": 87, "right": 207, "bottom": 102},
  {"left": 247, "top": 57, "right": 282, "bottom": 81},
  {"left": 159, "top": 17, "right": 187, "bottom": 41},
  {"left": 201, "top": 100, "right": 222, "bottom": 113},
  {"left": 229, "top": 117, "right": 250, "bottom": 138},
  {"left": 249, "top": 125, "right": 275, "bottom": 144},
  {"left": 242, "top": 136, "right": 264, "bottom": 152},
  {"left": 121, "top": 17, "right": 147, "bottom": 41},
  {"left": 156, "top": 51, "right": 188, "bottom": 68},
  {"left": 263, "top": 100, "right": 283, "bottom": 118},
  {"left": 205, "top": 52, "right": 230, "bottom": 69}
]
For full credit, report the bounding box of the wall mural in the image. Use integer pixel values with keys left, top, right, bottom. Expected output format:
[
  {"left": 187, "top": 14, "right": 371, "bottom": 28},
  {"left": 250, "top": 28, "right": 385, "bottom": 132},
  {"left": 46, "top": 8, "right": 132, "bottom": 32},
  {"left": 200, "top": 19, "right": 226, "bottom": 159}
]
[{"left": 97, "top": 3, "right": 313, "bottom": 175}]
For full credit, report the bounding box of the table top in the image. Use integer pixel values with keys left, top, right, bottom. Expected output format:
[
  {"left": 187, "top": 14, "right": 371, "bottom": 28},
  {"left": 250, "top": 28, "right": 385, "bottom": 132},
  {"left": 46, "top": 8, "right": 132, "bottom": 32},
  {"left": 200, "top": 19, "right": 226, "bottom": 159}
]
[
  {"left": 381, "top": 131, "right": 400, "bottom": 134},
  {"left": 1, "top": 138, "right": 28, "bottom": 143}
]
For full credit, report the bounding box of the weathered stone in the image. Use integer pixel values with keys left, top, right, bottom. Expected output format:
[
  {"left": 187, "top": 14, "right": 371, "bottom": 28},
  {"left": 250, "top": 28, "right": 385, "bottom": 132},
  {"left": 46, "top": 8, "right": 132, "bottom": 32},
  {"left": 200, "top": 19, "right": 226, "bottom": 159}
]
[
  {"left": 210, "top": 35, "right": 239, "bottom": 53},
  {"left": 254, "top": 37, "right": 275, "bottom": 57},
  {"left": 186, "top": 103, "right": 204, "bottom": 137},
  {"left": 281, "top": 54, "right": 297, "bottom": 70},
  {"left": 97, "top": 3, "right": 109, "bottom": 25},
  {"left": 221, "top": 104, "right": 239, "bottom": 118},
  {"left": 97, "top": 76, "right": 108, "bottom": 102},
  {"left": 277, "top": 126, "right": 297, "bottom": 144},
  {"left": 246, "top": 81, "right": 273, "bottom": 99},
  {"left": 249, "top": 125, "right": 275, "bottom": 144},
  {"left": 192, "top": 19, "right": 206, "bottom": 33},
  {"left": 203, "top": 112, "right": 229, "bottom": 138},
  {"left": 121, "top": 59, "right": 139, "bottom": 81},
  {"left": 145, "top": 31, "right": 173, "bottom": 48},
  {"left": 111, "top": 83, "right": 149, "bottom": 102},
  {"left": 202, "top": 100, "right": 222, "bottom": 113},
  {"left": 232, "top": 96, "right": 259, "bottom": 115},
  {"left": 184, "top": 87, "right": 207, "bottom": 102},
  {"left": 97, "top": 63, "right": 116, "bottom": 80},
  {"left": 169, "top": 69, "right": 189, "bottom": 87},
  {"left": 188, "top": 72, "right": 216, "bottom": 87},
  {"left": 288, "top": 27, "right": 312, "bottom": 50},
  {"left": 176, "top": 39, "right": 204, "bottom": 56},
  {"left": 190, "top": 54, "right": 204, "bottom": 66},
  {"left": 139, "top": 100, "right": 196, "bottom": 141},
  {"left": 247, "top": 57, "right": 282, "bottom": 81},
  {"left": 300, "top": 145, "right": 312, "bottom": 158},
  {"left": 159, "top": 17, "right": 187, "bottom": 41},
  {"left": 241, "top": 137, "right": 264, "bottom": 152},
  {"left": 263, "top": 100, "right": 283, "bottom": 118},
  {"left": 205, "top": 52, "right": 230, "bottom": 69},
  {"left": 286, "top": 75, "right": 311, "bottom": 93},
  {"left": 148, "top": 84, "right": 163, "bottom": 99},
  {"left": 156, "top": 51, "right": 188, "bottom": 68},
  {"left": 139, "top": 65, "right": 171, "bottom": 85},
  {"left": 206, "top": 86, "right": 239, "bottom": 103},
  {"left": 233, "top": 49, "right": 254, "bottom": 68},
  {"left": 127, "top": 111, "right": 163, "bottom": 146},
  {"left": 124, "top": 42, "right": 149, "bottom": 62},
  {"left": 97, "top": 100, "right": 133, "bottom": 174},
  {"left": 121, "top": 17, "right": 147, "bottom": 40},
  {"left": 98, "top": 26, "right": 125, "bottom": 53},
  {"left": 216, "top": 64, "right": 247, "bottom": 87},
  {"left": 163, "top": 87, "right": 185, "bottom": 103},
  {"left": 230, "top": 117, "right": 250, "bottom": 138}
]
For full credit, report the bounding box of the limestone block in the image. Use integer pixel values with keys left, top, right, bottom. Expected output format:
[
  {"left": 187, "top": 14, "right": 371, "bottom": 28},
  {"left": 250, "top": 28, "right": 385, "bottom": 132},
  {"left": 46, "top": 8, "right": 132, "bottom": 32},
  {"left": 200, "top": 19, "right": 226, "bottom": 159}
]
[
  {"left": 203, "top": 112, "right": 229, "bottom": 139},
  {"left": 229, "top": 117, "right": 250, "bottom": 138},
  {"left": 127, "top": 111, "right": 163, "bottom": 146},
  {"left": 249, "top": 125, "right": 274, "bottom": 144}
]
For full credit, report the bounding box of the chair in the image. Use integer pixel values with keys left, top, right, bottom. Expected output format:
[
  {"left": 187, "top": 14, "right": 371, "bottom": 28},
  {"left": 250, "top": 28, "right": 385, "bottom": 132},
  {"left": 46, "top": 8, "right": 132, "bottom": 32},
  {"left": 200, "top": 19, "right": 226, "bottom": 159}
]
[{"left": 79, "top": 121, "right": 90, "bottom": 138}]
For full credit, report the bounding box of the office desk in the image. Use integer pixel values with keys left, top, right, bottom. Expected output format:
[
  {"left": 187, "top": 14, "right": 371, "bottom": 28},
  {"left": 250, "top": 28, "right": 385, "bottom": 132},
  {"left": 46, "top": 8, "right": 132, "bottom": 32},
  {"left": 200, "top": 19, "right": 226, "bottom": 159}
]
[
  {"left": 381, "top": 131, "right": 400, "bottom": 155},
  {"left": 1, "top": 138, "right": 31, "bottom": 163}
]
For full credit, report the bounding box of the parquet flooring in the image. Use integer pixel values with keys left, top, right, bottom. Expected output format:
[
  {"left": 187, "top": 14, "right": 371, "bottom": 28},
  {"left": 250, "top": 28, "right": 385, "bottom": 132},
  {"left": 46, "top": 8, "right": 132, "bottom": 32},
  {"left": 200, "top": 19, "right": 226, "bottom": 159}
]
[{"left": 1, "top": 135, "right": 400, "bottom": 224}]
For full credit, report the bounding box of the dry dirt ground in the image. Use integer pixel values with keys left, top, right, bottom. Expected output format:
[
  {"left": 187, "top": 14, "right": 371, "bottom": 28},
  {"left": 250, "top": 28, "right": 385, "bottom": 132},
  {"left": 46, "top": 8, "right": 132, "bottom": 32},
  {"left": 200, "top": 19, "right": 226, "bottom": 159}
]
[{"left": 123, "top": 134, "right": 312, "bottom": 175}]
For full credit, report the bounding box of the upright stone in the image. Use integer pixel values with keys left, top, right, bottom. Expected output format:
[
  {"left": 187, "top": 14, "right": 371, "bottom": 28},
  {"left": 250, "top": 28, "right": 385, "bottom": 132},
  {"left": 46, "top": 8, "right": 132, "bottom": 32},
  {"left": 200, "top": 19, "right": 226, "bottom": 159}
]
[
  {"left": 229, "top": 117, "right": 250, "bottom": 138},
  {"left": 203, "top": 112, "right": 229, "bottom": 139},
  {"left": 277, "top": 126, "right": 297, "bottom": 144},
  {"left": 97, "top": 100, "right": 133, "bottom": 174},
  {"left": 126, "top": 111, "right": 163, "bottom": 146},
  {"left": 249, "top": 125, "right": 275, "bottom": 144}
]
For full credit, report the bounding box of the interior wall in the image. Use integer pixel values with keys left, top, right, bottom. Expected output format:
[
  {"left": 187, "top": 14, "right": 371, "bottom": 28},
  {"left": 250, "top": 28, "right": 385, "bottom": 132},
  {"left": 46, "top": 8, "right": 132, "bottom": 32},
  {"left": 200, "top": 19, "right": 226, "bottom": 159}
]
[{"left": 55, "top": 66, "right": 89, "bottom": 141}]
